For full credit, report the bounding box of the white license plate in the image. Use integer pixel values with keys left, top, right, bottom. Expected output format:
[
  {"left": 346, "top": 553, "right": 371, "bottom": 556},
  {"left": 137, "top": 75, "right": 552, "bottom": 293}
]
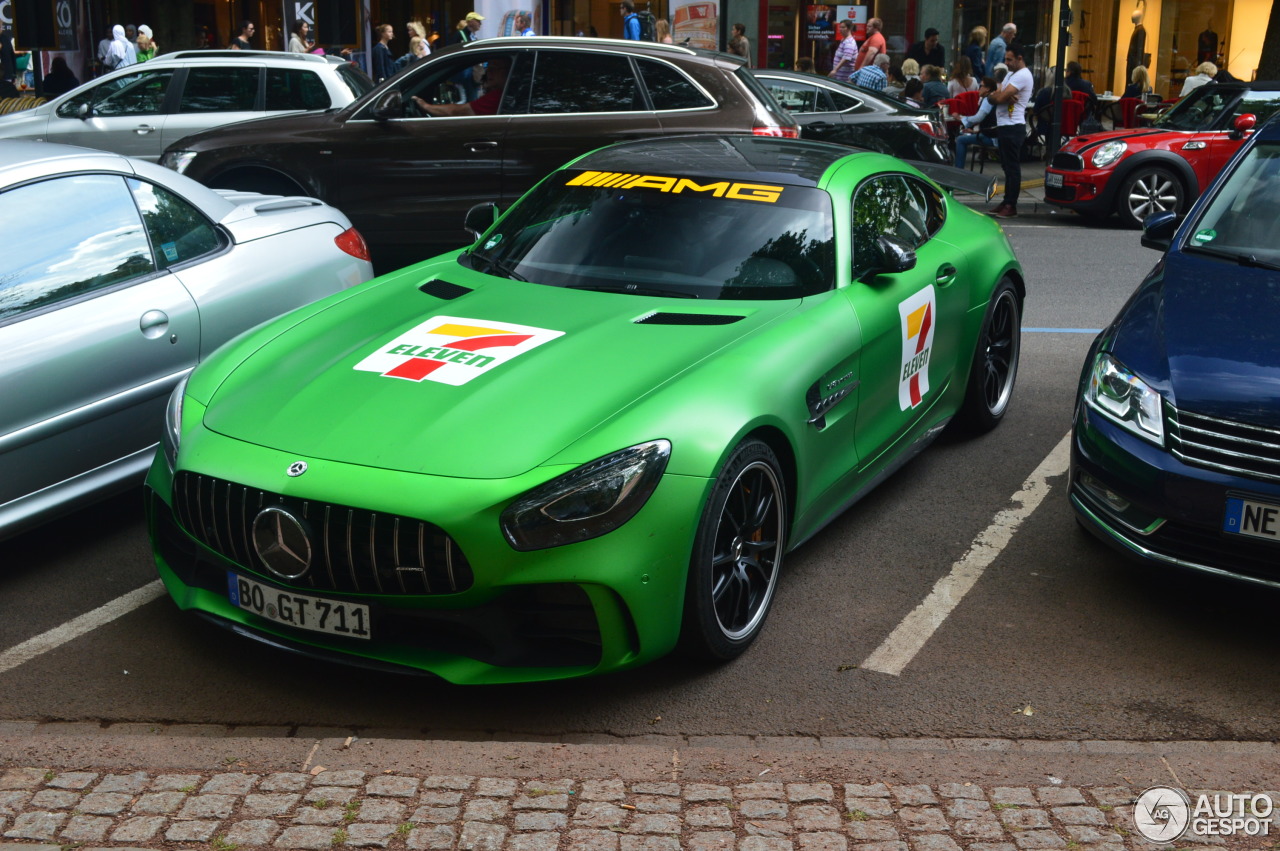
[
  {"left": 228, "top": 573, "right": 371, "bottom": 639},
  {"left": 1223, "top": 497, "right": 1280, "bottom": 543},
  {"left": 1045, "top": 172, "right": 1064, "bottom": 188}
]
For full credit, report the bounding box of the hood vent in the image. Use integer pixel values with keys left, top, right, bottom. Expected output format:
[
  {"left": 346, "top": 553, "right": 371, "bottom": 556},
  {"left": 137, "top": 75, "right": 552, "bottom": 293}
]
[
  {"left": 419, "top": 279, "right": 472, "bottom": 300},
  {"left": 635, "top": 312, "right": 744, "bottom": 326}
]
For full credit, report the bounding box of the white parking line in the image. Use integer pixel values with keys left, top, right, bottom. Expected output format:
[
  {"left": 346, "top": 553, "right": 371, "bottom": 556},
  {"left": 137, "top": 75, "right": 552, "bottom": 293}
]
[
  {"left": 0, "top": 580, "right": 166, "bottom": 676},
  {"left": 861, "top": 432, "right": 1073, "bottom": 676}
]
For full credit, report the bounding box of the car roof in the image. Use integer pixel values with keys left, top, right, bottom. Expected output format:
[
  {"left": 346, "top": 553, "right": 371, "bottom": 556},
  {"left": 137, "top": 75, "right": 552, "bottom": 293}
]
[
  {"left": 150, "top": 50, "right": 337, "bottom": 66},
  {"left": 0, "top": 140, "right": 130, "bottom": 173},
  {"left": 457, "top": 36, "right": 742, "bottom": 64},
  {"left": 570, "top": 135, "right": 855, "bottom": 187}
]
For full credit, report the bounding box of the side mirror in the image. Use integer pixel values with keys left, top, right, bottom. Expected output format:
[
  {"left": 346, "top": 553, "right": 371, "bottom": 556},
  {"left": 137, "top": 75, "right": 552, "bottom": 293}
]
[
  {"left": 371, "top": 89, "right": 403, "bottom": 121},
  {"left": 874, "top": 234, "right": 917, "bottom": 274},
  {"left": 464, "top": 202, "right": 499, "bottom": 240},
  {"left": 77, "top": 102, "right": 93, "bottom": 119},
  {"left": 1140, "top": 210, "right": 1179, "bottom": 252},
  {"left": 1230, "top": 112, "right": 1257, "bottom": 140}
]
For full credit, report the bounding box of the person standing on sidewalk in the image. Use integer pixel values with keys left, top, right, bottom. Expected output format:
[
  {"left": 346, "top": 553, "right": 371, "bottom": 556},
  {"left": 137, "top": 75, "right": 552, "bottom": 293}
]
[
  {"left": 828, "top": 20, "right": 857, "bottom": 82},
  {"left": 988, "top": 41, "right": 1033, "bottom": 218},
  {"left": 853, "top": 17, "right": 885, "bottom": 71},
  {"left": 621, "top": 1, "right": 641, "bottom": 40}
]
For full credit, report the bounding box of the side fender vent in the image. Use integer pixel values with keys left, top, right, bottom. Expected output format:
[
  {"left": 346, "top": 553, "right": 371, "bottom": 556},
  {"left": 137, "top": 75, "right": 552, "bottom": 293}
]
[
  {"left": 419, "top": 279, "right": 472, "bottom": 300},
  {"left": 634, "top": 312, "right": 744, "bottom": 326}
]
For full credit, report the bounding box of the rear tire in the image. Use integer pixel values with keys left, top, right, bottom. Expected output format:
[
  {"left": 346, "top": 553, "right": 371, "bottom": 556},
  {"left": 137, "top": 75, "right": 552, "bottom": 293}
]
[
  {"left": 954, "top": 278, "right": 1021, "bottom": 434},
  {"left": 680, "top": 440, "right": 787, "bottom": 662}
]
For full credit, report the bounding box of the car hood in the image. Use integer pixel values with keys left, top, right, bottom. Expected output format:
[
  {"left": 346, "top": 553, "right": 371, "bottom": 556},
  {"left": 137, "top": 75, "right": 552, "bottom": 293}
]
[
  {"left": 203, "top": 262, "right": 794, "bottom": 478},
  {"left": 1062, "top": 127, "right": 1179, "bottom": 155},
  {"left": 1110, "top": 249, "right": 1280, "bottom": 424}
]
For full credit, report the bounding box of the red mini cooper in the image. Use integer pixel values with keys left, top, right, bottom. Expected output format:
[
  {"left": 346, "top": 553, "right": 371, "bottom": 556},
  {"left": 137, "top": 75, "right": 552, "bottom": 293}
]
[{"left": 1045, "top": 81, "right": 1280, "bottom": 227}]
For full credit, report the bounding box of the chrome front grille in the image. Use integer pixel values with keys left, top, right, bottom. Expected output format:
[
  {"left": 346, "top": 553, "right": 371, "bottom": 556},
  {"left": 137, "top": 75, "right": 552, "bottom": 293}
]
[
  {"left": 172, "top": 472, "right": 473, "bottom": 595},
  {"left": 1166, "top": 405, "right": 1280, "bottom": 483}
]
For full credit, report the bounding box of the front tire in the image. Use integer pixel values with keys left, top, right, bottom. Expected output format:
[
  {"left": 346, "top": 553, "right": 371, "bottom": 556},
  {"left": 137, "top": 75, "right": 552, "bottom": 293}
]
[
  {"left": 1117, "top": 166, "right": 1185, "bottom": 228},
  {"left": 680, "top": 440, "right": 787, "bottom": 662},
  {"left": 954, "top": 278, "right": 1021, "bottom": 434}
]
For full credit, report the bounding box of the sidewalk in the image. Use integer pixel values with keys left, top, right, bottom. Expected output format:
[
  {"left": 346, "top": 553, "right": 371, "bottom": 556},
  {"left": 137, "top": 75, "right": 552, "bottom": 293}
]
[{"left": 2, "top": 725, "right": 1278, "bottom": 849}]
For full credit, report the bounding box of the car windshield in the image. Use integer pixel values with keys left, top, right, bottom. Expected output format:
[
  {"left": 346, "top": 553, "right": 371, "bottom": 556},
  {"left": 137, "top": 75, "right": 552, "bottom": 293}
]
[
  {"left": 1154, "top": 87, "right": 1280, "bottom": 131},
  {"left": 462, "top": 170, "right": 835, "bottom": 300},
  {"left": 1183, "top": 141, "right": 1280, "bottom": 268}
]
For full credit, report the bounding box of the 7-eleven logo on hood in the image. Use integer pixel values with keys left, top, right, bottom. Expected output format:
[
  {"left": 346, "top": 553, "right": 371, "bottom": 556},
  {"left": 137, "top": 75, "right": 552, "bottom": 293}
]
[
  {"left": 898, "top": 287, "right": 936, "bottom": 410},
  {"left": 354, "top": 316, "right": 564, "bottom": 385}
]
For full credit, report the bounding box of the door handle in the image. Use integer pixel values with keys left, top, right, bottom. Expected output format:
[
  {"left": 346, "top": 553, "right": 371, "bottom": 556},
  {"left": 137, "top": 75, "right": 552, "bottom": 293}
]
[
  {"left": 134, "top": 124, "right": 156, "bottom": 134},
  {"left": 140, "top": 309, "right": 170, "bottom": 339},
  {"left": 936, "top": 264, "right": 958, "bottom": 286},
  {"left": 464, "top": 140, "right": 499, "bottom": 152},
  {"left": 808, "top": 121, "right": 833, "bottom": 131}
]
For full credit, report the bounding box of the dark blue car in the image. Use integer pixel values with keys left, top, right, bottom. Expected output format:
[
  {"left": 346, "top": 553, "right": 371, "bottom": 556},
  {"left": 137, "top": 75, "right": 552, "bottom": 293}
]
[{"left": 1071, "top": 113, "right": 1280, "bottom": 587}]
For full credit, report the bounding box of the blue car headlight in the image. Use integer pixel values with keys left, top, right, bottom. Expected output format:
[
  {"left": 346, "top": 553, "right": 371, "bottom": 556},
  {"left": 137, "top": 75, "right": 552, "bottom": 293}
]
[
  {"left": 162, "top": 374, "right": 189, "bottom": 470},
  {"left": 1084, "top": 353, "right": 1164, "bottom": 445},
  {"left": 501, "top": 440, "right": 671, "bottom": 551},
  {"left": 1091, "top": 140, "right": 1127, "bottom": 168}
]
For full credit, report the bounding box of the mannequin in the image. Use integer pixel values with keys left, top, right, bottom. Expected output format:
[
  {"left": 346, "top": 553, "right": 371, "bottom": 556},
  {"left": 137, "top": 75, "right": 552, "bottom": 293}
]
[
  {"left": 1127, "top": 2, "right": 1147, "bottom": 80},
  {"left": 1198, "top": 19, "right": 1219, "bottom": 64}
]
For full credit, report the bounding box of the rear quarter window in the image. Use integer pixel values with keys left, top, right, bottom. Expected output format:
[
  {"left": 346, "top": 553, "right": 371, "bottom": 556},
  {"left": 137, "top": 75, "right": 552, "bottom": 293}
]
[
  {"left": 637, "top": 59, "right": 714, "bottom": 110},
  {"left": 735, "top": 67, "right": 792, "bottom": 124},
  {"left": 266, "top": 68, "right": 332, "bottom": 110}
]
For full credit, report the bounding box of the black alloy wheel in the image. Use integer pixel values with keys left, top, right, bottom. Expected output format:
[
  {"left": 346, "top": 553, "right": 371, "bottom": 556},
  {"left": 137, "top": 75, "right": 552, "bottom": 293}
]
[{"left": 955, "top": 278, "right": 1021, "bottom": 434}]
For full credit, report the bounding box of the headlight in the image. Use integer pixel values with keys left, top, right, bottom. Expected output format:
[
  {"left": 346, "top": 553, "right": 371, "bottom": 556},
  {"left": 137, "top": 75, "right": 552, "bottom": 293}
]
[
  {"left": 500, "top": 440, "right": 671, "bottom": 551},
  {"left": 1091, "top": 140, "right": 1127, "bottom": 168},
  {"left": 162, "top": 374, "right": 189, "bottom": 469},
  {"left": 161, "top": 151, "right": 198, "bottom": 174},
  {"left": 1084, "top": 353, "right": 1164, "bottom": 445}
]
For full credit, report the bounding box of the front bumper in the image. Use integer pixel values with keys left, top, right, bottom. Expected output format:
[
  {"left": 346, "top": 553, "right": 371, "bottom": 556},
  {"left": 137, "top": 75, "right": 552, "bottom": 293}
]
[
  {"left": 146, "top": 424, "right": 709, "bottom": 684},
  {"left": 1070, "top": 401, "right": 1280, "bottom": 589},
  {"left": 1044, "top": 165, "right": 1119, "bottom": 216}
]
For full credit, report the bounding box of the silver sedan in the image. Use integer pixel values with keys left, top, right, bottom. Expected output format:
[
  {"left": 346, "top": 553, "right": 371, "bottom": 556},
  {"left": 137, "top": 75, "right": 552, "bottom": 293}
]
[{"left": 0, "top": 141, "right": 374, "bottom": 540}]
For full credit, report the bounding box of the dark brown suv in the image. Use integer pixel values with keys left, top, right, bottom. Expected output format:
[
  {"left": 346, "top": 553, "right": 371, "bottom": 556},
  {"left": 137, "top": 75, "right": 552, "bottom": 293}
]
[{"left": 161, "top": 38, "right": 798, "bottom": 271}]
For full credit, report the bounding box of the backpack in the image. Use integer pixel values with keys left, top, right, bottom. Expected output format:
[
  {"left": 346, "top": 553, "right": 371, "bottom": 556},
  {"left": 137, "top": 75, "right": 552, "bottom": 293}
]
[{"left": 636, "top": 10, "right": 657, "bottom": 41}]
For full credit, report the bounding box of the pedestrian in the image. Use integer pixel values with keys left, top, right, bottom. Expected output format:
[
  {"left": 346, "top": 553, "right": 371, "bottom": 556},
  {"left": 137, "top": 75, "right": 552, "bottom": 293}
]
[
  {"left": 901, "top": 58, "right": 920, "bottom": 80},
  {"left": 125, "top": 24, "right": 138, "bottom": 47},
  {"left": 851, "top": 52, "right": 889, "bottom": 91},
  {"left": 1123, "top": 65, "right": 1151, "bottom": 99},
  {"left": 828, "top": 19, "right": 857, "bottom": 82},
  {"left": 948, "top": 56, "right": 978, "bottom": 95},
  {"left": 883, "top": 64, "right": 906, "bottom": 97},
  {"left": 906, "top": 27, "right": 944, "bottom": 68},
  {"left": 954, "top": 76, "right": 999, "bottom": 168},
  {"left": 988, "top": 41, "right": 1033, "bottom": 218},
  {"left": 656, "top": 19, "right": 673, "bottom": 44},
  {"left": 371, "top": 24, "right": 395, "bottom": 82},
  {"left": 920, "top": 65, "right": 948, "bottom": 107},
  {"left": 0, "top": 28, "right": 15, "bottom": 96},
  {"left": 449, "top": 13, "right": 484, "bottom": 101},
  {"left": 1064, "top": 61, "right": 1096, "bottom": 111},
  {"left": 987, "top": 23, "right": 1015, "bottom": 71},
  {"left": 136, "top": 25, "right": 156, "bottom": 61},
  {"left": 104, "top": 24, "right": 136, "bottom": 70},
  {"left": 966, "top": 26, "right": 988, "bottom": 78},
  {"left": 41, "top": 55, "right": 80, "bottom": 95},
  {"left": 728, "top": 23, "right": 750, "bottom": 64},
  {"left": 515, "top": 13, "right": 535, "bottom": 36},
  {"left": 795, "top": 56, "right": 815, "bottom": 73},
  {"left": 853, "top": 17, "right": 885, "bottom": 71},
  {"left": 231, "top": 20, "right": 254, "bottom": 50},
  {"left": 903, "top": 78, "right": 924, "bottom": 107},
  {"left": 620, "top": 0, "right": 641, "bottom": 40},
  {"left": 1180, "top": 61, "right": 1216, "bottom": 96},
  {"left": 289, "top": 19, "right": 310, "bottom": 53}
]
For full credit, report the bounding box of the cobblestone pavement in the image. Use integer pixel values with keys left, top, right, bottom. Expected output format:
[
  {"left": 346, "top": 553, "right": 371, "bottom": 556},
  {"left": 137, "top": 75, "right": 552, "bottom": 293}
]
[{"left": 2, "top": 734, "right": 1278, "bottom": 851}]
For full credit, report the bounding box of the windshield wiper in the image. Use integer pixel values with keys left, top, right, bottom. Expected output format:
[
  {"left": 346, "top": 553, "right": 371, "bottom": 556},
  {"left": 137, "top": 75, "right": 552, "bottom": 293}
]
[
  {"left": 467, "top": 251, "right": 527, "bottom": 282},
  {"left": 568, "top": 283, "right": 697, "bottom": 299},
  {"left": 1184, "top": 244, "right": 1280, "bottom": 271}
]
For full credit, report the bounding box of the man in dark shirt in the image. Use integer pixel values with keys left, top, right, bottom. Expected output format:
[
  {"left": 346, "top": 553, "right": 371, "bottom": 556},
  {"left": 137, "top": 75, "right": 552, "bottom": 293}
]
[
  {"left": 414, "top": 55, "right": 509, "bottom": 116},
  {"left": 906, "top": 27, "right": 945, "bottom": 68}
]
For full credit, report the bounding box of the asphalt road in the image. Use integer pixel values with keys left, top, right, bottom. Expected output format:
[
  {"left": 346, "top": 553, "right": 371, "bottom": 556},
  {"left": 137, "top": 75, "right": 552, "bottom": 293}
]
[{"left": 4, "top": 208, "right": 1278, "bottom": 742}]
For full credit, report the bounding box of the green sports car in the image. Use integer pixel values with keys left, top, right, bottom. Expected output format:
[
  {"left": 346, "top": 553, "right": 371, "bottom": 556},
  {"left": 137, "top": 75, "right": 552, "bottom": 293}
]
[{"left": 147, "top": 135, "right": 1024, "bottom": 684}]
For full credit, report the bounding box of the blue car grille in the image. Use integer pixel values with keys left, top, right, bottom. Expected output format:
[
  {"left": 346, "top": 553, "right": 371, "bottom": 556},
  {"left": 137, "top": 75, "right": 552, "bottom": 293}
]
[
  {"left": 1166, "top": 405, "right": 1280, "bottom": 483},
  {"left": 172, "top": 472, "right": 473, "bottom": 595}
]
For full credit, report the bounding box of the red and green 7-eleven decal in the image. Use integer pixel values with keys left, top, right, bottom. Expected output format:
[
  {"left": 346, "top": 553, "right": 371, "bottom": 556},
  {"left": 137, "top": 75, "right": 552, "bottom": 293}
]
[
  {"left": 898, "top": 286, "right": 936, "bottom": 411},
  {"left": 353, "top": 316, "right": 564, "bottom": 386}
]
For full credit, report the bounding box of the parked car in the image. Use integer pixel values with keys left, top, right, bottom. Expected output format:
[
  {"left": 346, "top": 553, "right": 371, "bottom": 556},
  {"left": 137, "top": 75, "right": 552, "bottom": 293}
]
[
  {"left": 0, "top": 51, "right": 372, "bottom": 162},
  {"left": 148, "top": 135, "right": 1024, "bottom": 684},
  {"left": 160, "top": 38, "right": 799, "bottom": 272},
  {"left": 1071, "top": 113, "right": 1280, "bottom": 587},
  {"left": 752, "top": 69, "right": 950, "bottom": 164},
  {"left": 0, "top": 141, "right": 374, "bottom": 541},
  {"left": 1045, "top": 80, "right": 1280, "bottom": 226}
]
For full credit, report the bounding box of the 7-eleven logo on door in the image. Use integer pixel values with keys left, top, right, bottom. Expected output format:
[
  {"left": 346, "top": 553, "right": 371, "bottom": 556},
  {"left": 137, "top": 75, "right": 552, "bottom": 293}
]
[
  {"left": 353, "top": 316, "right": 563, "bottom": 385},
  {"left": 898, "top": 287, "right": 936, "bottom": 410}
]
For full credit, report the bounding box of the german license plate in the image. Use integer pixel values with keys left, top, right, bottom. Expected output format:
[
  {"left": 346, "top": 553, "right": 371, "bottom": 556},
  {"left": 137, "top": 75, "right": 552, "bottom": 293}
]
[
  {"left": 1045, "top": 171, "right": 1064, "bottom": 188},
  {"left": 228, "top": 573, "right": 371, "bottom": 639},
  {"left": 1223, "top": 497, "right": 1280, "bottom": 543}
]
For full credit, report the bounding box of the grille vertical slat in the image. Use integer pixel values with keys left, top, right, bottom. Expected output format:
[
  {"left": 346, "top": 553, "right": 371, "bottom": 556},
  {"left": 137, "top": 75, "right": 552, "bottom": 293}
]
[{"left": 171, "top": 472, "right": 472, "bottom": 595}]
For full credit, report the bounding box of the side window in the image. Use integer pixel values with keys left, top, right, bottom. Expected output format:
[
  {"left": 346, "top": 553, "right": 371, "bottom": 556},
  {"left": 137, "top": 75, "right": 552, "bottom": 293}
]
[
  {"left": 127, "top": 179, "right": 224, "bottom": 270},
  {"left": 827, "top": 89, "right": 872, "bottom": 113},
  {"left": 0, "top": 175, "right": 155, "bottom": 322},
  {"left": 398, "top": 52, "right": 520, "bottom": 112},
  {"left": 851, "top": 176, "right": 931, "bottom": 277},
  {"left": 904, "top": 177, "right": 946, "bottom": 236},
  {"left": 56, "top": 69, "right": 176, "bottom": 118},
  {"left": 266, "top": 68, "right": 332, "bottom": 111},
  {"left": 178, "top": 67, "right": 261, "bottom": 113},
  {"left": 1232, "top": 93, "right": 1280, "bottom": 125},
  {"left": 637, "top": 60, "right": 714, "bottom": 110},
  {"left": 529, "top": 51, "right": 643, "bottom": 113},
  {"left": 765, "top": 79, "right": 817, "bottom": 112}
]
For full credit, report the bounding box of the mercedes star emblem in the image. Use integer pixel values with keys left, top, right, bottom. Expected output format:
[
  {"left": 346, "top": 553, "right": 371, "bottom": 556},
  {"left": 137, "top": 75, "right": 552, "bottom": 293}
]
[
  {"left": 251, "top": 507, "right": 312, "bottom": 580},
  {"left": 287, "top": 461, "right": 308, "bottom": 477}
]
